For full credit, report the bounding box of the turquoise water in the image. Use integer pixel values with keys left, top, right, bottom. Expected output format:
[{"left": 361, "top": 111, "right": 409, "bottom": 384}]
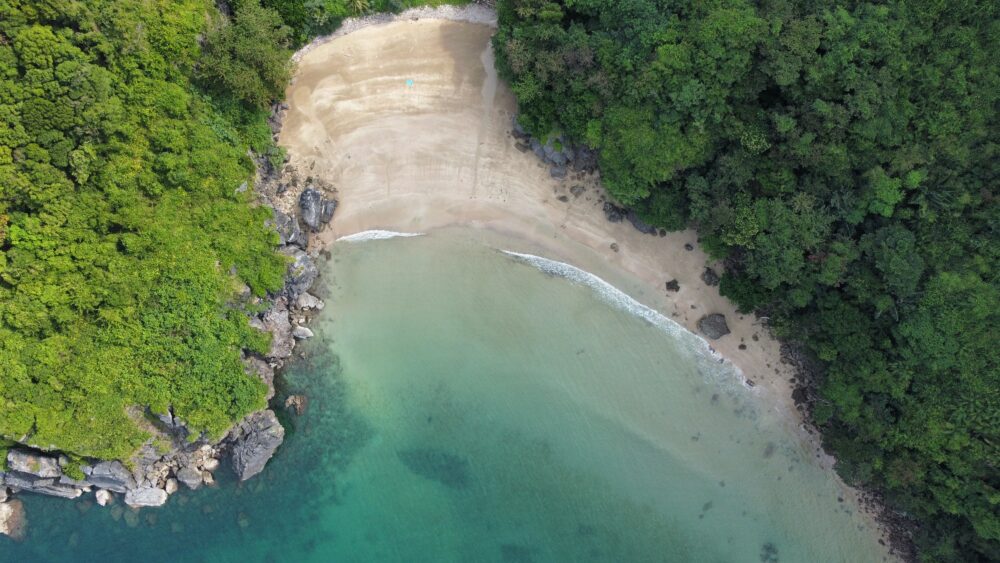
[{"left": 2, "top": 231, "right": 887, "bottom": 562}]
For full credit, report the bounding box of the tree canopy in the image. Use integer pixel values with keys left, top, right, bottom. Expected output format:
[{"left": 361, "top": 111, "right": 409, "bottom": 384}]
[
  {"left": 495, "top": 0, "right": 999, "bottom": 560},
  {"left": 0, "top": 0, "right": 287, "bottom": 460}
]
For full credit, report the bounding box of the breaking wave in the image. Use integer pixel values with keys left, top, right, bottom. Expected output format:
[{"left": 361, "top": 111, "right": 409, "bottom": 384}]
[
  {"left": 337, "top": 230, "right": 424, "bottom": 242},
  {"left": 501, "top": 250, "right": 748, "bottom": 387}
]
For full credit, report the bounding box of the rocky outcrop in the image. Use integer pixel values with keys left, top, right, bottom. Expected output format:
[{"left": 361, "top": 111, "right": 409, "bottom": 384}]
[
  {"left": 228, "top": 410, "right": 285, "bottom": 481},
  {"left": 299, "top": 188, "right": 337, "bottom": 231},
  {"left": 7, "top": 450, "right": 61, "bottom": 478},
  {"left": 83, "top": 461, "right": 135, "bottom": 493},
  {"left": 124, "top": 487, "right": 168, "bottom": 508},
  {"left": 603, "top": 202, "right": 626, "bottom": 223},
  {"left": 698, "top": 314, "right": 731, "bottom": 339},
  {"left": 250, "top": 298, "right": 295, "bottom": 360},
  {"left": 281, "top": 247, "right": 319, "bottom": 301},
  {"left": 513, "top": 121, "right": 597, "bottom": 175},
  {"left": 270, "top": 208, "right": 307, "bottom": 248},
  {"left": 625, "top": 210, "right": 657, "bottom": 235},
  {"left": 4, "top": 450, "right": 84, "bottom": 499}
]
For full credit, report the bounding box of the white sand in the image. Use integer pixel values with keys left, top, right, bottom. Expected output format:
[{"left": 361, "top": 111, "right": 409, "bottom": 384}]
[{"left": 279, "top": 14, "right": 823, "bottom": 461}]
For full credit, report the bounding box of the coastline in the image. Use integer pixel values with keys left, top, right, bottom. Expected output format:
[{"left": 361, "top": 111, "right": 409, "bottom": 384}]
[{"left": 275, "top": 10, "right": 902, "bottom": 557}]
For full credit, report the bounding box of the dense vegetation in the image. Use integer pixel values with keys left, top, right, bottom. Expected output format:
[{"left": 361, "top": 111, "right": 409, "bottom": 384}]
[
  {"left": 0, "top": 0, "right": 290, "bottom": 460},
  {"left": 494, "top": 0, "right": 999, "bottom": 560}
]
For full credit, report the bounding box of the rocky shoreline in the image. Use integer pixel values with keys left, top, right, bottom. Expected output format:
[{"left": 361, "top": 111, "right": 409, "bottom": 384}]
[{"left": 0, "top": 102, "right": 330, "bottom": 539}]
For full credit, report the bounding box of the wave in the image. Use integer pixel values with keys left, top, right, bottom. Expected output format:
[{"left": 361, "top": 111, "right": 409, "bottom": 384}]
[
  {"left": 336, "top": 230, "right": 424, "bottom": 243},
  {"left": 501, "top": 250, "right": 749, "bottom": 388}
]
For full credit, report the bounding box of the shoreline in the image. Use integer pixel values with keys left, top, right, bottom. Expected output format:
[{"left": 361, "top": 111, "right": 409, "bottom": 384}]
[{"left": 275, "top": 9, "right": 902, "bottom": 559}]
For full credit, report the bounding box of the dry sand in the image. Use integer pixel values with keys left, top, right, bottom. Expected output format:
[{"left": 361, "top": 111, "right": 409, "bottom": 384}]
[{"left": 278, "top": 15, "right": 820, "bottom": 461}]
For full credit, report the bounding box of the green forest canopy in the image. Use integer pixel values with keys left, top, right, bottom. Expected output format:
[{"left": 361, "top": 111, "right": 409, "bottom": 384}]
[
  {"left": 0, "top": 0, "right": 290, "bottom": 460},
  {"left": 493, "top": 0, "right": 998, "bottom": 560}
]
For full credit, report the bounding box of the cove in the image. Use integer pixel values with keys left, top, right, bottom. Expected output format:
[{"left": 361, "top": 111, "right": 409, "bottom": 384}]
[{"left": 3, "top": 230, "right": 887, "bottom": 562}]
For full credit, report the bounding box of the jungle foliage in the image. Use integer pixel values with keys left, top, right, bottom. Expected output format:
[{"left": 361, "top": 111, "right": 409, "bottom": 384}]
[
  {"left": 0, "top": 0, "right": 288, "bottom": 461},
  {"left": 494, "top": 0, "right": 999, "bottom": 560}
]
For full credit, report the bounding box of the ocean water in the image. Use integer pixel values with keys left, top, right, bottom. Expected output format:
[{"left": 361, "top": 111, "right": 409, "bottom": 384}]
[{"left": 2, "top": 231, "right": 888, "bottom": 563}]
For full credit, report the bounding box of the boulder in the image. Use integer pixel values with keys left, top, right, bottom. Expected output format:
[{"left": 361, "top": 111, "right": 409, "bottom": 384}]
[
  {"left": 0, "top": 486, "right": 7, "bottom": 503},
  {"left": 626, "top": 210, "right": 657, "bottom": 235},
  {"left": 320, "top": 200, "right": 337, "bottom": 224},
  {"left": 229, "top": 410, "right": 285, "bottom": 481},
  {"left": 698, "top": 314, "right": 731, "bottom": 340},
  {"left": 549, "top": 166, "right": 567, "bottom": 179},
  {"left": 299, "top": 188, "right": 324, "bottom": 231},
  {"left": 296, "top": 292, "right": 324, "bottom": 311},
  {"left": 95, "top": 489, "right": 113, "bottom": 507},
  {"left": 0, "top": 499, "right": 25, "bottom": 541},
  {"left": 164, "top": 478, "right": 178, "bottom": 495},
  {"left": 292, "top": 326, "right": 314, "bottom": 340},
  {"left": 665, "top": 279, "right": 680, "bottom": 292},
  {"left": 7, "top": 450, "right": 61, "bottom": 478},
  {"left": 4, "top": 474, "right": 82, "bottom": 499},
  {"left": 124, "top": 487, "right": 168, "bottom": 508},
  {"left": 271, "top": 209, "right": 307, "bottom": 248},
  {"left": 83, "top": 461, "right": 135, "bottom": 494},
  {"left": 175, "top": 467, "right": 202, "bottom": 491},
  {"left": 281, "top": 247, "right": 319, "bottom": 300},
  {"left": 602, "top": 202, "right": 626, "bottom": 223},
  {"left": 701, "top": 267, "right": 721, "bottom": 287}
]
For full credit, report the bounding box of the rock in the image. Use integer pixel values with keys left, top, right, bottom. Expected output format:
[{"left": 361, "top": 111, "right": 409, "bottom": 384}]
[
  {"left": 84, "top": 461, "right": 135, "bottom": 494},
  {"left": 175, "top": 467, "right": 202, "bottom": 491},
  {"left": 0, "top": 487, "right": 7, "bottom": 503},
  {"left": 549, "top": 166, "right": 567, "bottom": 179},
  {"left": 514, "top": 141, "right": 530, "bottom": 153},
  {"left": 284, "top": 394, "right": 308, "bottom": 416},
  {"left": 530, "top": 138, "right": 545, "bottom": 160},
  {"left": 0, "top": 499, "right": 26, "bottom": 541},
  {"left": 296, "top": 292, "right": 324, "bottom": 311},
  {"left": 201, "top": 471, "right": 215, "bottom": 486},
  {"left": 229, "top": 410, "right": 285, "bottom": 481},
  {"left": 123, "top": 509, "right": 139, "bottom": 527},
  {"left": 201, "top": 458, "right": 220, "bottom": 473},
  {"left": 281, "top": 247, "right": 319, "bottom": 300},
  {"left": 235, "top": 181, "right": 248, "bottom": 194},
  {"left": 570, "top": 185, "right": 585, "bottom": 197},
  {"left": 95, "top": 489, "right": 113, "bottom": 507},
  {"left": 244, "top": 355, "right": 275, "bottom": 401},
  {"left": 512, "top": 118, "right": 529, "bottom": 139},
  {"left": 124, "top": 487, "right": 168, "bottom": 508},
  {"left": 665, "top": 279, "right": 680, "bottom": 292},
  {"left": 271, "top": 209, "right": 307, "bottom": 248},
  {"left": 251, "top": 298, "right": 294, "bottom": 360},
  {"left": 602, "top": 202, "right": 626, "bottom": 223},
  {"left": 7, "top": 449, "right": 61, "bottom": 478},
  {"left": 299, "top": 188, "right": 322, "bottom": 230},
  {"left": 292, "top": 326, "right": 314, "bottom": 340},
  {"left": 698, "top": 314, "right": 731, "bottom": 339},
  {"left": 684, "top": 243, "right": 694, "bottom": 251},
  {"left": 701, "top": 267, "right": 721, "bottom": 287},
  {"left": 626, "top": 211, "right": 657, "bottom": 235},
  {"left": 164, "top": 478, "right": 178, "bottom": 495},
  {"left": 320, "top": 200, "right": 337, "bottom": 224}
]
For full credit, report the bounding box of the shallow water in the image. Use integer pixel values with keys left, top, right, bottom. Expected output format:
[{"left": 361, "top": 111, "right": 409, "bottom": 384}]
[{"left": 3, "top": 231, "right": 887, "bottom": 562}]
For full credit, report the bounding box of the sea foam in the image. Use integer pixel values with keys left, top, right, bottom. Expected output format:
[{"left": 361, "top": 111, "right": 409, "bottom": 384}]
[
  {"left": 501, "top": 250, "right": 748, "bottom": 387},
  {"left": 337, "top": 230, "right": 424, "bottom": 242}
]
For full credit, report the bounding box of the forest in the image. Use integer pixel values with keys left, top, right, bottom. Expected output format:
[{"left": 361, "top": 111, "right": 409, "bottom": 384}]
[{"left": 493, "top": 0, "right": 998, "bottom": 560}]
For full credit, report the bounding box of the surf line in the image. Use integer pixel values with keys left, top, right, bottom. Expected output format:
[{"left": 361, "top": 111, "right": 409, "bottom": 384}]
[{"left": 501, "top": 250, "right": 753, "bottom": 388}]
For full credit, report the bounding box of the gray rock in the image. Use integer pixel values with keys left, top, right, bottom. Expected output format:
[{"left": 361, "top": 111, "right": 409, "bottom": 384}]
[
  {"left": 0, "top": 486, "right": 7, "bottom": 503},
  {"left": 271, "top": 209, "right": 307, "bottom": 248},
  {"left": 95, "top": 489, "right": 113, "bottom": 506},
  {"left": 281, "top": 247, "right": 319, "bottom": 300},
  {"left": 251, "top": 299, "right": 294, "bottom": 360},
  {"left": 4, "top": 474, "right": 82, "bottom": 499},
  {"left": 244, "top": 355, "right": 275, "bottom": 401},
  {"left": 124, "top": 487, "right": 168, "bottom": 508},
  {"left": 292, "top": 326, "right": 314, "bottom": 340},
  {"left": 512, "top": 118, "right": 529, "bottom": 139},
  {"left": 698, "top": 314, "right": 731, "bottom": 339},
  {"left": 84, "top": 461, "right": 136, "bottom": 494},
  {"left": 530, "top": 138, "right": 545, "bottom": 160},
  {"left": 602, "top": 202, "right": 626, "bottom": 223},
  {"left": 296, "top": 292, "right": 324, "bottom": 311},
  {"left": 229, "top": 410, "right": 285, "bottom": 481},
  {"left": 549, "top": 166, "right": 567, "bottom": 179},
  {"left": 626, "top": 211, "right": 657, "bottom": 235},
  {"left": 299, "top": 188, "right": 324, "bottom": 231},
  {"left": 175, "top": 466, "right": 203, "bottom": 491},
  {"left": 320, "top": 200, "right": 337, "bottom": 224},
  {"left": 701, "top": 267, "right": 721, "bottom": 287},
  {"left": 7, "top": 450, "right": 61, "bottom": 478}
]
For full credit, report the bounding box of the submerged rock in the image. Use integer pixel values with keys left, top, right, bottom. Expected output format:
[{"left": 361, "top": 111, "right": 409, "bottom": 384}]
[
  {"left": 396, "top": 448, "right": 470, "bottom": 489},
  {"left": 229, "top": 410, "right": 285, "bottom": 481},
  {"left": 0, "top": 499, "right": 26, "bottom": 540},
  {"left": 698, "top": 314, "right": 731, "bottom": 339},
  {"left": 124, "top": 487, "right": 168, "bottom": 508},
  {"left": 284, "top": 394, "right": 308, "bottom": 416}
]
